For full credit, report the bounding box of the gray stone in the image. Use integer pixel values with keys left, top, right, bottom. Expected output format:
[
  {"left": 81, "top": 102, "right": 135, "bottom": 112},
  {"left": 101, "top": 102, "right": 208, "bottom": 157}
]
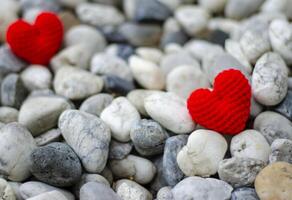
[
  {"left": 103, "top": 75, "right": 135, "bottom": 96},
  {"left": 80, "top": 182, "right": 121, "bottom": 200},
  {"left": 157, "top": 187, "right": 174, "bottom": 200},
  {"left": 59, "top": 110, "right": 111, "bottom": 173},
  {"left": 0, "top": 107, "right": 18, "bottom": 123},
  {"left": 115, "top": 179, "right": 152, "bottom": 200},
  {"left": 274, "top": 90, "right": 292, "bottom": 120},
  {"left": 79, "top": 94, "right": 113, "bottom": 116},
  {"left": 100, "top": 167, "right": 113, "bottom": 186},
  {"left": 30, "top": 142, "right": 82, "bottom": 187},
  {"left": 269, "top": 139, "right": 292, "bottom": 164},
  {"left": 109, "top": 140, "right": 133, "bottom": 160},
  {"left": 225, "top": 0, "right": 264, "bottom": 19},
  {"left": 20, "top": 0, "right": 61, "bottom": 12},
  {"left": 231, "top": 187, "right": 259, "bottom": 200},
  {"left": 218, "top": 157, "right": 265, "bottom": 187},
  {"left": 26, "top": 191, "right": 68, "bottom": 200},
  {"left": 8, "top": 182, "right": 23, "bottom": 200},
  {"left": 150, "top": 157, "right": 167, "bottom": 193},
  {"left": 163, "top": 135, "right": 188, "bottom": 186},
  {"left": 0, "top": 46, "right": 26, "bottom": 76},
  {"left": 35, "top": 129, "right": 62, "bottom": 146},
  {"left": 0, "top": 178, "right": 16, "bottom": 200}
]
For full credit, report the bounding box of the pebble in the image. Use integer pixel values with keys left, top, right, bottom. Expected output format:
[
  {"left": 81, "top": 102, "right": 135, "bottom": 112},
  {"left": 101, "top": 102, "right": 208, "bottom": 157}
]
[
  {"left": 20, "top": 0, "right": 61, "bottom": 12},
  {"left": 109, "top": 140, "right": 133, "bottom": 160},
  {"left": 231, "top": 187, "right": 259, "bottom": 200},
  {"left": 136, "top": 47, "right": 163, "bottom": 64},
  {"left": 0, "top": 46, "right": 26, "bottom": 76},
  {"left": 255, "top": 162, "right": 292, "bottom": 200},
  {"left": 58, "top": 11, "right": 80, "bottom": 32},
  {"left": 252, "top": 52, "right": 288, "bottom": 106},
  {"left": 7, "top": 182, "right": 22, "bottom": 200},
  {"left": 110, "top": 155, "right": 156, "bottom": 184},
  {"left": 269, "top": 139, "right": 292, "bottom": 164},
  {"left": 0, "top": 107, "right": 18, "bottom": 123},
  {"left": 157, "top": 186, "right": 174, "bottom": 200},
  {"left": 53, "top": 66, "right": 104, "bottom": 100},
  {"left": 105, "top": 44, "right": 135, "bottom": 61},
  {"left": 26, "top": 191, "right": 68, "bottom": 200},
  {"left": 208, "top": 29, "right": 230, "bottom": 47},
  {"left": 129, "top": 56, "right": 165, "bottom": 90},
  {"left": 218, "top": 157, "right": 265, "bottom": 187},
  {"left": 161, "top": 29, "right": 189, "bottom": 49},
  {"left": 163, "top": 135, "right": 188, "bottom": 186},
  {"left": 115, "top": 179, "right": 152, "bottom": 200},
  {"left": 34, "top": 129, "right": 62, "bottom": 146},
  {"left": 254, "top": 111, "right": 292, "bottom": 144},
  {"left": 274, "top": 90, "right": 292, "bottom": 120},
  {"left": 269, "top": 19, "right": 292, "bottom": 65},
  {"left": 175, "top": 6, "right": 210, "bottom": 36},
  {"left": 166, "top": 65, "right": 210, "bottom": 99},
  {"left": 79, "top": 93, "right": 113, "bottom": 117},
  {"left": 103, "top": 75, "right": 135, "bottom": 96},
  {"left": 100, "top": 167, "right": 114, "bottom": 185},
  {"left": 20, "top": 65, "right": 52, "bottom": 91},
  {"left": 0, "top": 178, "right": 16, "bottom": 200},
  {"left": 80, "top": 182, "right": 121, "bottom": 200},
  {"left": 171, "top": 177, "right": 233, "bottom": 200},
  {"left": 18, "top": 96, "right": 71, "bottom": 136},
  {"left": 0, "top": 123, "right": 36, "bottom": 181},
  {"left": 198, "top": 0, "right": 226, "bottom": 13},
  {"left": 19, "top": 181, "right": 74, "bottom": 200},
  {"left": 59, "top": 110, "right": 111, "bottom": 173},
  {"left": 230, "top": 130, "right": 271, "bottom": 162},
  {"left": 177, "top": 130, "right": 227, "bottom": 177},
  {"left": 150, "top": 157, "right": 167, "bottom": 193},
  {"left": 130, "top": 119, "right": 168, "bottom": 156},
  {"left": 1, "top": 74, "right": 28, "bottom": 109},
  {"left": 144, "top": 92, "right": 195, "bottom": 134},
  {"left": 100, "top": 97, "right": 140, "bottom": 142}
]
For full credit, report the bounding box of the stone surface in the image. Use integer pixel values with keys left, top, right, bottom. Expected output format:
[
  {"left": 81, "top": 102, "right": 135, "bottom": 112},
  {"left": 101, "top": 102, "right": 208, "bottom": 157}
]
[
  {"left": 0, "top": 107, "right": 18, "bottom": 123},
  {"left": 136, "top": 47, "right": 163, "bottom": 64},
  {"left": 20, "top": 0, "right": 60, "bottom": 12},
  {"left": 79, "top": 93, "right": 113, "bottom": 116},
  {"left": 0, "top": 178, "right": 16, "bottom": 200},
  {"left": 274, "top": 90, "right": 292, "bottom": 120},
  {"left": 26, "top": 191, "right": 68, "bottom": 200},
  {"left": 80, "top": 182, "right": 121, "bottom": 200},
  {"left": 231, "top": 187, "right": 259, "bottom": 200},
  {"left": 109, "top": 140, "right": 133, "bottom": 160},
  {"left": 7, "top": 182, "right": 22, "bottom": 200},
  {"left": 0, "top": 46, "right": 26, "bottom": 76},
  {"left": 269, "top": 139, "right": 292, "bottom": 164},
  {"left": 35, "top": 129, "right": 62, "bottom": 146},
  {"left": 157, "top": 186, "right": 174, "bottom": 200},
  {"left": 103, "top": 75, "right": 135, "bottom": 96},
  {"left": 115, "top": 179, "right": 152, "bottom": 200},
  {"left": 0, "top": 1, "right": 19, "bottom": 42},
  {"left": 225, "top": 0, "right": 264, "bottom": 19}
]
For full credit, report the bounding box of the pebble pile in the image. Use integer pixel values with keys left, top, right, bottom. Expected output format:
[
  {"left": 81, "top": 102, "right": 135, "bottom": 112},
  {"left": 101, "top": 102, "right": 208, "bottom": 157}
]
[{"left": 0, "top": 0, "right": 292, "bottom": 200}]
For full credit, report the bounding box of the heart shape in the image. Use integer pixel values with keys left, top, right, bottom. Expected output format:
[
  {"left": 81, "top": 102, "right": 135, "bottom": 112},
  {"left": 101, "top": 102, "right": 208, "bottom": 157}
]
[
  {"left": 187, "top": 69, "right": 251, "bottom": 135},
  {"left": 6, "top": 12, "right": 63, "bottom": 65}
]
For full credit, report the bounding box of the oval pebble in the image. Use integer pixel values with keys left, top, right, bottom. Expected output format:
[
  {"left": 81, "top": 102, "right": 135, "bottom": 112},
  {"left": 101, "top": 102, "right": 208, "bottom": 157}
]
[
  {"left": 115, "top": 179, "right": 152, "bottom": 200},
  {"left": 109, "top": 140, "right": 133, "bottom": 160},
  {"left": 80, "top": 182, "right": 121, "bottom": 200}
]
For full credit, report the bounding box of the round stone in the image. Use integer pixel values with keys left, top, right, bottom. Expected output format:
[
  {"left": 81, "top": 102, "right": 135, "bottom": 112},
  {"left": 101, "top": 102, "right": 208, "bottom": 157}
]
[
  {"left": 80, "top": 182, "right": 121, "bottom": 200},
  {"left": 0, "top": 46, "right": 26, "bottom": 75},
  {"left": 157, "top": 187, "right": 174, "bottom": 200},
  {"left": 109, "top": 140, "right": 133, "bottom": 160},
  {"left": 198, "top": 0, "right": 226, "bottom": 13},
  {"left": 269, "top": 139, "right": 292, "bottom": 164},
  {"left": 231, "top": 187, "right": 259, "bottom": 200},
  {"left": 115, "top": 179, "right": 152, "bottom": 200},
  {"left": 0, "top": 107, "right": 18, "bottom": 123},
  {"left": 0, "top": 178, "right": 16, "bottom": 200}
]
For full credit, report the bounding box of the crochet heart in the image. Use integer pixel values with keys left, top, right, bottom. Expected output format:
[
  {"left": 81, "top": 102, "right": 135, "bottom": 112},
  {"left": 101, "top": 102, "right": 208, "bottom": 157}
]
[
  {"left": 6, "top": 12, "right": 63, "bottom": 65},
  {"left": 187, "top": 69, "right": 251, "bottom": 135}
]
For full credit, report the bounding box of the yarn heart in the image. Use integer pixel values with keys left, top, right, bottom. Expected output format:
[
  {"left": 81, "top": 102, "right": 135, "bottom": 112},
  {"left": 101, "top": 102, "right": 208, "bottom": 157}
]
[
  {"left": 187, "top": 69, "right": 251, "bottom": 135},
  {"left": 6, "top": 12, "right": 63, "bottom": 65}
]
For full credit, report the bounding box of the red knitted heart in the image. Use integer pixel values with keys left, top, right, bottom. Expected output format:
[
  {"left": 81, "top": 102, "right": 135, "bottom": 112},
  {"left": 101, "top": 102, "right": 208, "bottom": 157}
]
[
  {"left": 187, "top": 69, "right": 251, "bottom": 135},
  {"left": 6, "top": 12, "right": 63, "bottom": 65}
]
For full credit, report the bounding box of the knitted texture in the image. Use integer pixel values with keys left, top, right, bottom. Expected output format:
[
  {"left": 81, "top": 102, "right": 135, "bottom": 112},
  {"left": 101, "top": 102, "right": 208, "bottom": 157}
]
[
  {"left": 187, "top": 69, "right": 251, "bottom": 135},
  {"left": 6, "top": 12, "right": 63, "bottom": 65}
]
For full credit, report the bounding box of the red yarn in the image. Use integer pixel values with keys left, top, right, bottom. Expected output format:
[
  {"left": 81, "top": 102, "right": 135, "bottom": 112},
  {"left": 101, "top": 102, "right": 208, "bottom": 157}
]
[
  {"left": 187, "top": 69, "right": 251, "bottom": 135},
  {"left": 6, "top": 12, "right": 63, "bottom": 65}
]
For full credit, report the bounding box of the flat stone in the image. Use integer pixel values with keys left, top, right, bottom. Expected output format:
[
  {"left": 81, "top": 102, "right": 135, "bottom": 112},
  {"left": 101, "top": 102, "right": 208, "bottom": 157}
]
[
  {"left": 115, "top": 179, "right": 152, "bottom": 200},
  {"left": 109, "top": 140, "right": 133, "bottom": 160},
  {"left": 0, "top": 107, "right": 18, "bottom": 123},
  {"left": 269, "top": 139, "right": 292, "bottom": 164},
  {"left": 80, "top": 182, "right": 121, "bottom": 200},
  {"left": 231, "top": 187, "right": 259, "bottom": 200},
  {"left": 79, "top": 93, "right": 113, "bottom": 116}
]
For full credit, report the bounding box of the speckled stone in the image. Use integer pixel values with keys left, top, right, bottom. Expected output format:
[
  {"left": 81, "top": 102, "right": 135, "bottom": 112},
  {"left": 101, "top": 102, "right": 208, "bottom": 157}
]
[
  {"left": 109, "top": 140, "right": 133, "bottom": 160},
  {"left": 35, "top": 129, "right": 62, "bottom": 146},
  {"left": 231, "top": 187, "right": 259, "bottom": 200},
  {"left": 269, "top": 139, "right": 292, "bottom": 164},
  {"left": 157, "top": 186, "right": 174, "bottom": 200}
]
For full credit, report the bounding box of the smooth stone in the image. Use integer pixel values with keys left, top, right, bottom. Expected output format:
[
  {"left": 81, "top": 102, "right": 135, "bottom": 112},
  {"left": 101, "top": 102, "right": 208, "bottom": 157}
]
[
  {"left": 18, "top": 96, "right": 71, "bottom": 136},
  {"left": 166, "top": 65, "right": 210, "bottom": 99},
  {"left": 80, "top": 182, "right": 121, "bottom": 200},
  {"left": 91, "top": 53, "right": 132, "bottom": 81},
  {"left": 54, "top": 66, "right": 104, "bottom": 100},
  {"left": 172, "top": 177, "right": 233, "bottom": 200},
  {"left": 59, "top": 110, "right": 111, "bottom": 173},
  {"left": 177, "top": 130, "right": 227, "bottom": 177},
  {"left": 163, "top": 135, "right": 188, "bottom": 186},
  {"left": 110, "top": 155, "right": 156, "bottom": 184},
  {"left": 20, "top": 181, "right": 74, "bottom": 200},
  {"left": 76, "top": 3, "right": 125, "bottom": 27},
  {"left": 269, "top": 19, "right": 292, "bottom": 65},
  {"left": 198, "top": 0, "right": 226, "bottom": 13},
  {"left": 1, "top": 74, "right": 28, "bottom": 109},
  {"left": 0, "top": 107, "right": 18, "bottom": 123},
  {"left": 130, "top": 119, "right": 168, "bottom": 156},
  {"left": 157, "top": 187, "right": 174, "bottom": 200},
  {"left": 8, "top": 182, "right": 23, "bottom": 200},
  {"left": 100, "top": 97, "right": 140, "bottom": 142},
  {"left": 274, "top": 90, "right": 292, "bottom": 120},
  {"left": 0, "top": 46, "right": 26, "bottom": 76},
  {"left": 254, "top": 111, "right": 292, "bottom": 144},
  {"left": 103, "top": 75, "right": 135, "bottom": 96},
  {"left": 261, "top": 0, "right": 286, "bottom": 13},
  {"left": 145, "top": 92, "right": 195, "bottom": 134},
  {"left": 231, "top": 187, "right": 259, "bottom": 200},
  {"left": 0, "top": 178, "right": 16, "bottom": 200},
  {"left": 35, "top": 129, "right": 62, "bottom": 146},
  {"left": 269, "top": 139, "right": 292, "bottom": 164},
  {"left": 30, "top": 142, "right": 82, "bottom": 187},
  {"left": 105, "top": 44, "right": 135, "bottom": 61},
  {"left": 0, "top": 123, "right": 36, "bottom": 181},
  {"left": 150, "top": 157, "right": 167, "bottom": 193},
  {"left": 101, "top": 25, "right": 128, "bottom": 43},
  {"left": 160, "top": 30, "right": 189, "bottom": 48},
  {"left": 136, "top": 47, "right": 163, "bottom": 64},
  {"left": 175, "top": 5, "right": 209, "bottom": 36},
  {"left": 91, "top": 0, "right": 119, "bottom": 5},
  {"left": 255, "top": 162, "right": 292, "bottom": 200},
  {"left": 207, "top": 29, "right": 229, "bottom": 47},
  {"left": 20, "top": 0, "right": 60, "bottom": 12},
  {"left": 252, "top": 52, "right": 288, "bottom": 106},
  {"left": 79, "top": 94, "right": 113, "bottom": 116},
  {"left": 225, "top": 0, "right": 264, "bottom": 19},
  {"left": 115, "top": 179, "right": 152, "bottom": 200},
  {"left": 20, "top": 65, "right": 52, "bottom": 91},
  {"left": 58, "top": 11, "right": 80, "bottom": 32},
  {"left": 100, "top": 167, "right": 113, "bottom": 186},
  {"left": 109, "top": 140, "right": 133, "bottom": 160},
  {"left": 230, "top": 130, "right": 271, "bottom": 162},
  {"left": 26, "top": 191, "right": 68, "bottom": 200},
  {"left": 22, "top": 8, "right": 43, "bottom": 23},
  {"left": 218, "top": 157, "right": 265, "bottom": 187}
]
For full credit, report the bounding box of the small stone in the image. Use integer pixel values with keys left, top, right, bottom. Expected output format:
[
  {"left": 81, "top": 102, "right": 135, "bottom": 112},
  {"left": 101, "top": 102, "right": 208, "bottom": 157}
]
[
  {"left": 269, "top": 139, "right": 292, "bottom": 164},
  {"left": 59, "top": 110, "right": 111, "bottom": 173},
  {"left": 254, "top": 111, "right": 292, "bottom": 144},
  {"left": 230, "top": 130, "right": 271, "bottom": 162},
  {"left": 58, "top": 11, "right": 80, "bottom": 32},
  {"left": 198, "top": 0, "right": 227, "bottom": 13},
  {"left": 175, "top": 6, "right": 210, "bottom": 36},
  {"left": 1, "top": 74, "right": 28, "bottom": 109},
  {"left": 79, "top": 93, "right": 113, "bottom": 116},
  {"left": 172, "top": 177, "right": 233, "bottom": 200},
  {"left": 177, "top": 130, "right": 227, "bottom": 177},
  {"left": 144, "top": 92, "right": 195, "bottom": 134},
  {"left": 110, "top": 155, "right": 156, "bottom": 184},
  {"left": 100, "top": 167, "right": 114, "bottom": 186},
  {"left": 225, "top": 0, "right": 264, "bottom": 20},
  {"left": 274, "top": 90, "right": 292, "bottom": 120},
  {"left": 103, "top": 75, "right": 135, "bottom": 96},
  {"left": 157, "top": 187, "right": 174, "bottom": 200},
  {"left": 136, "top": 47, "right": 163, "bottom": 64},
  {"left": 26, "top": 191, "right": 68, "bottom": 200},
  {"left": 218, "top": 157, "right": 265, "bottom": 187},
  {"left": 231, "top": 187, "right": 259, "bottom": 200},
  {"left": 0, "top": 178, "right": 16, "bottom": 200},
  {"left": 35, "top": 129, "right": 62, "bottom": 146},
  {"left": 20, "top": 0, "right": 61, "bottom": 12},
  {"left": 20, "top": 65, "right": 52, "bottom": 91},
  {"left": 115, "top": 179, "right": 152, "bottom": 200},
  {"left": 100, "top": 97, "right": 140, "bottom": 142},
  {"left": 208, "top": 29, "right": 229, "bottom": 47},
  {"left": 0, "top": 46, "right": 26, "bottom": 75},
  {"left": 105, "top": 44, "right": 135, "bottom": 61},
  {"left": 80, "top": 182, "right": 120, "bottom": 200},
  {"left": 7, "top": 182, "right": 22, "bottom": 200},
  {"left": 163, "top": 135, "right": 188, "bottom": 186},
  {"left": 255, "top": 162, "right": 292, "bottom": 200},
  {"left": 18, "top": 96, "right": 71, "bottom": 136},
  {"left": 0, "top": 123, "right": 36, "bottom": 181},
  {"left": 54, "top": 66, "right": 104, "bottom": 100},
  {"left": 130, "top": 119, "right": 169, "bottom": 156},
  {"left": 161, "top": 30, "right": 189, "bottom": 48},
  {"left": 109, "top": 140, "right": 133, "bottom": 160},
  {"left": 0, "top": 107, "right": 18, "bottom": 123},
  {"left": 150, "top": 156, "right": 167, "bottom": 193}
]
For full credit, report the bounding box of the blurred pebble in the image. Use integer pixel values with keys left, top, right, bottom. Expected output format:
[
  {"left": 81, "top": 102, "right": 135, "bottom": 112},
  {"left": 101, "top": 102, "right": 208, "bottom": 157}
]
[
  {"left": 269, "top": 139, "right": 292, "bottom": 164},
  {"left": 79, "top": 93, "right": 113, "bottom": 116},
  {"left": 0, "top": 106, "right": 18, "bottom": 123}
]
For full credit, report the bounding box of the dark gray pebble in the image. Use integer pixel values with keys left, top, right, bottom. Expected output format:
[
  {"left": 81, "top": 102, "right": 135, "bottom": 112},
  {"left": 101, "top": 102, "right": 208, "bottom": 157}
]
[
  {"left": 103, "top": 75, "right": 135, "bottom": 96},
  {"left": 231, "top": 187, "right": 259, "bottom": 200},
  {"left": 102, "top": 26, "right": 128, "bottom": 43},
  {"left": 160, "top": 31, "right": 189, "bottom": 48},
  {"left": 117, "top": 44, "right": 135, "bottom": 60},
  {"left": 273, "top": 90, "right": 292, "bottom": 120},
  {"left": 80, "top": 182, "right": 121, "bottom": 200},
  {"left": 150, "top": 156, "right": 168, "bottom": 194},
  {"left": 208, "top": 29, "right": 230, "bottom": 47}
]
